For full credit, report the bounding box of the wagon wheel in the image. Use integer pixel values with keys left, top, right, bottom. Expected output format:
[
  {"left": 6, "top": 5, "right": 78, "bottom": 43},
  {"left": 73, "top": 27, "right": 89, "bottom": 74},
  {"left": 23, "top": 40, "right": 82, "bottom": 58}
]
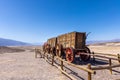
[
  {"left": 65, "top": 47, "right": 75, "bottom": 63},
  {"left": 80, "top": 47, "right": 91, "bottom": 61},
  {"left": 56, "top": 44, "right": 62, "bottom": 57}
]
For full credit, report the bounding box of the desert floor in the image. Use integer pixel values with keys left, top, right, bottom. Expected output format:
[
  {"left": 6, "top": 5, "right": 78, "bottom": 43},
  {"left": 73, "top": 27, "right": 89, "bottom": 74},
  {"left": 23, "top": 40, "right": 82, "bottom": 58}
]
[
  {"left": 0, "top": 46, "right": 120, "bottom": 80},
  {"left": 0, "top": 47, "right": 68, "bottom": 80},
  {"left": 89, "top": 45, "right": 120, "bottom": 55}
]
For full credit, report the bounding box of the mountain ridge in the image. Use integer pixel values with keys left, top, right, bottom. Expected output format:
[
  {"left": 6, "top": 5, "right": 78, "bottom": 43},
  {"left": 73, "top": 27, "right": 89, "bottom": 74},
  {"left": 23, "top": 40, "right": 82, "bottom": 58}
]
[
  {"left": 1, "top": 37, "right": 120, "bottom": 46},
  {"left": 0, "top": 38, "right": 30, "bottom": 46},
  {"left": 87, "top": 39, "right": 120, "bottom": 45}
]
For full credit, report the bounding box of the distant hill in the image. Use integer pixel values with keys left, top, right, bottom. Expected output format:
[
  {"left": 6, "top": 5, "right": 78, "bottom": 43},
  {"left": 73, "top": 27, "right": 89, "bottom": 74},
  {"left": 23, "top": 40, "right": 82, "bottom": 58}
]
[
  {"left": 0, "top": 38, "right": 30, "bottom": 46},
  {"left": 31, "top": 42, "right": 43, "bottom": 45},
  {"left": 1, "top": 37, "right": 119, "bottom": 46},
  {"left": 87, "top": 39, "right": 120, "bottom": 46}
]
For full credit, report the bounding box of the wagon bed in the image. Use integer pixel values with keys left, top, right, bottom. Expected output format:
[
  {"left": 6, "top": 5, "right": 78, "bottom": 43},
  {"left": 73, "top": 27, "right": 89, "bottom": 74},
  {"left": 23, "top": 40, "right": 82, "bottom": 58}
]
[{"left": 46, "top": 31, "right": 91, "bottom": 63}]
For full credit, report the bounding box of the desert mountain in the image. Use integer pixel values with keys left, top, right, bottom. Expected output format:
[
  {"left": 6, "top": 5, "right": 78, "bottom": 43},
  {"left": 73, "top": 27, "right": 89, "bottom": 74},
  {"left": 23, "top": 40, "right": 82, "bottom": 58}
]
[{"left": 0, "top": 38, "right": 30, "bottom": 46}]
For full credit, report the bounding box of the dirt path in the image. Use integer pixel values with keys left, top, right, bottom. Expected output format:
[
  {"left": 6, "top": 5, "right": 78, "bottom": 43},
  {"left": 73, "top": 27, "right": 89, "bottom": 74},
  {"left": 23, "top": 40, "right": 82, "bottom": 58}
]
[{"left": 0, "top": 50, "right": 68, "bottom": 80}]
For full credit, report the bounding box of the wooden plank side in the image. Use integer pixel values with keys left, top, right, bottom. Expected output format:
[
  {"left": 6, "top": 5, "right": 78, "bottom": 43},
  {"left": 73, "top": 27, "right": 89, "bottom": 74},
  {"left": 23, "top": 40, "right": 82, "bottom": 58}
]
[
  {"left": 57, "top": 32, "right": 76, "bottom": 48},
  {"left": 75, "top": 32, "right": 86, "bottom": 49},
  {"left": 47, "top": 37, "right": 57, "bottom": 47},
  {"left": 57, "top": 32, "right": 86, "bottom": 49},
  {"left": 57, "top": 34, "right": 67, "bottom": 48},
  {"left": 66, "top": 32, "right": 76, "bottom": 48}
]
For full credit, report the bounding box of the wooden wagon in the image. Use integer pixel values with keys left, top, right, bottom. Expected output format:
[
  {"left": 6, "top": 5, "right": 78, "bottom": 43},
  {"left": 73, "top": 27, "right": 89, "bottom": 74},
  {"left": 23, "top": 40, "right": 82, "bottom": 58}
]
[{"left": 45, "top": 31, "right": 91, "bottom": 63}]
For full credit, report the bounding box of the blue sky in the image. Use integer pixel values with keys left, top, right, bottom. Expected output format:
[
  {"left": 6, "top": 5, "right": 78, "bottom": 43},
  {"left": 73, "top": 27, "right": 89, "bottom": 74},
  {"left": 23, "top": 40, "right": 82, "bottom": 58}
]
[{"left": 0, "top": 0, "right": 120, "bottom": 43}]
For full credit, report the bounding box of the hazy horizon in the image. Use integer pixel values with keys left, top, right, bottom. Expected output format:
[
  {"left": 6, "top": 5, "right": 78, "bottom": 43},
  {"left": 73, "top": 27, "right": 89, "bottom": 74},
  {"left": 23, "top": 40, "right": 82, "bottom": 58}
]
[{"left": 0, "top": 0, "right": 120, "bottom": 43}]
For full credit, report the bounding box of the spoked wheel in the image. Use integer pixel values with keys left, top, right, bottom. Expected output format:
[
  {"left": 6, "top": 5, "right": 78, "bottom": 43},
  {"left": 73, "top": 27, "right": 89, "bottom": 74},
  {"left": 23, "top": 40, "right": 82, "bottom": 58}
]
[
  {"left": 80, "top": 47, "right": 91, "bottom": 61},
  {"left": 65, "top": 47, "right": 74, "bottom": 63}
]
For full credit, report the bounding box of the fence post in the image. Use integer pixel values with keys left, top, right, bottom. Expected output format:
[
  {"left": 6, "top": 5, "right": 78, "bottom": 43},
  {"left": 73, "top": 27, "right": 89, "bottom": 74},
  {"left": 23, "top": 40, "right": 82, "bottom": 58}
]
[
  {"left": 61, "top": 59, "right": 63, "bottom": 70},
  {"left": 43, "top": 52, "right": 46, "bottom": 59},
  {"left": 40, "top": 51, "right": 42, "bottom": 58},
  {"left": 35, "top": 48, "right": 37, "bottom": 58},
  {"left": 88, "top": 64, "right": 92, "bottom": 80},
  {"left": 117, "top": 54, "right": 120, "bottom": 63},
  {"left": 92, "top": 52, "right": 95, "bottom": 62},
  {"left": 109, "top": 58, "right": 112, "bottom": 74},
  {"left": 52, "top": 54, "right": 54, "bottom": 66},
  {"left": 46, "top": 54, "right": 48, "bottom": 59}
]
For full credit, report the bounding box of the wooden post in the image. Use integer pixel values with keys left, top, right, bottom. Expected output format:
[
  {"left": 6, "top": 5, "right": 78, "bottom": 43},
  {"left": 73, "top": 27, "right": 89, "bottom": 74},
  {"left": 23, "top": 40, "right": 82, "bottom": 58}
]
[
  {"left": 117, "top": 54, "right": 120, "bottom": 63},
  {"left": 52, "top": 54, "right": 54, "bottom": 66},
  {"left": 47, "top": 54, "right": 48, "bottom": 59},
  {"left": 88, "top": 64, "right": 92, "bottom": 80},
  {"left": 39, "top": 49, "right": 42, "bottom": 58},
  {"left": 40, "top": 51, "right": 42, "bottom": 58},
  {"left": 43, "top": 52, "right": 45, "bottom": 59},
  {"left": 92, "top": 52, "right": 95, "bottom": 62},
  {"left": 35, "top": 49, "right": 37, "bottom": 58},
  {"left": 109, "top": 58, "right": 112, "bottom": 74},
  {"left": 61, "top": 60, "right": 63, "bottom": 70},
  {"left": 59, "top": 57, "right": 64, "bottom": 73}
]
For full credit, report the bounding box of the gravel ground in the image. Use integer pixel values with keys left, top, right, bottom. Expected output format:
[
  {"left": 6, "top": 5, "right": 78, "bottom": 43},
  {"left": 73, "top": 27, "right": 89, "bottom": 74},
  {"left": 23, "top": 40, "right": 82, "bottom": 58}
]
[
  {"left": 0, "top": 46, "right": 120, "bottom": 80},
  {"left": 0, "top": 46, "right": 25, "bottom": 54},
  {"left": 88, "top": 45, "right": 120, "bottom": 55},
  {"left": 0, "top": 50, "right": 68, "bottom": 80}
]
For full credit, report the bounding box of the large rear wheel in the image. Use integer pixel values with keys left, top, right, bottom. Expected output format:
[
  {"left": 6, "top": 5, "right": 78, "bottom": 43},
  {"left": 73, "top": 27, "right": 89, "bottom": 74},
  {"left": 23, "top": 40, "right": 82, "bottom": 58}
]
[
  {"left": 80, "top": 47, "right": 91, "bottom": 61},
  {"left": 65, "top": 47, "right": 75, "bottom": 63}
]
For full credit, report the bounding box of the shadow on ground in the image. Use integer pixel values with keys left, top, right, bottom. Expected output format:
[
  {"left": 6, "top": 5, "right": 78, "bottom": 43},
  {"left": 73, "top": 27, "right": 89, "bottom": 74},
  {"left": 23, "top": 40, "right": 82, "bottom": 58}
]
[{"left": 73, "top": 57, "right": 108, "bottom": 66}]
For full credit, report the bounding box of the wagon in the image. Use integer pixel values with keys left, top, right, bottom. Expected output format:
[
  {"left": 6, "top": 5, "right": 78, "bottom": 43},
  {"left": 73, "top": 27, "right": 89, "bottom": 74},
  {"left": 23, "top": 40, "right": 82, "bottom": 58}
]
[{"left": 46, "top": 31, "right": 91, "bottom": 63}]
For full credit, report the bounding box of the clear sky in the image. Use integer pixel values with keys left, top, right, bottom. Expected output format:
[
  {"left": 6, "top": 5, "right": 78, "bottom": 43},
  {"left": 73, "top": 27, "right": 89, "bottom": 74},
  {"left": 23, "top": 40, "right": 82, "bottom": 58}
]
[{"left": 0, "top": 0, "right": 120, "bottom": 43}]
